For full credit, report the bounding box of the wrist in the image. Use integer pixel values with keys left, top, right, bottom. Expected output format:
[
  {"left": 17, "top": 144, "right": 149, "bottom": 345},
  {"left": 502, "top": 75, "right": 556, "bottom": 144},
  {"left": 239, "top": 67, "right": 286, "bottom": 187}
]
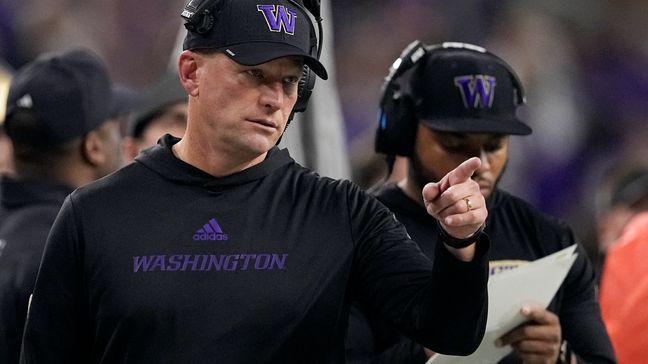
[{"left": 436, "top": 220, "right": 485, "bottom": 249}]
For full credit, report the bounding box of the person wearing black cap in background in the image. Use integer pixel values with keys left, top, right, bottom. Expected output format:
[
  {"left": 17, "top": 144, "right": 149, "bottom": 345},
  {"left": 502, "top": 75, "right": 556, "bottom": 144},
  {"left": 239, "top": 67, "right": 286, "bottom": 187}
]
[
  {"left": 595, "top": 166, "right": 648, "bottom": 257},
  {"left": 121, "top": 72, "right": 188, "bottom": 162},
  {"left": 346, "top": 41, "right": 615, "bottom": 364},
  {"left": 0, "top": 48, "right": 125, "bottom": 364},
  {"left": 21, "top": 2, "right": 491, "bottom": 363},
  {"left": 597, "top": 167, "right": 648, "bottom": 364}
]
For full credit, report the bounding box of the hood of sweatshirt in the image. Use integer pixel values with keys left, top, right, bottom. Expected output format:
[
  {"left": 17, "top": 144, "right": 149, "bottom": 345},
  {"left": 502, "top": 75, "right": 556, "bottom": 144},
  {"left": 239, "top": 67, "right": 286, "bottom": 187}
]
[{"left": 135, "top": 134, "right": 295, "bottom": 189}]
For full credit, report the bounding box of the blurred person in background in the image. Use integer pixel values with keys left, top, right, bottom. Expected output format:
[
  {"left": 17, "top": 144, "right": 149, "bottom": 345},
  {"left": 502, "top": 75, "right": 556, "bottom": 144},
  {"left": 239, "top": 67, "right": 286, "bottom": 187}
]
[
  {"left": 595, "top": 166, "right": 648, "bottom": 255},
  {"left": 121, "top": 72, "right": 187, "bottom": 162},
  {"left": 598, "top": 167, "right": 648, "bottom": 364},
  {"left": 0, "top": 48, "right": 124, "bottom": 363},
  {"left": 599, "top": 215, "right": 648, "bottom": 364},
  {"left": 347, "top": 40, "right": 615, "bottom": 364}
]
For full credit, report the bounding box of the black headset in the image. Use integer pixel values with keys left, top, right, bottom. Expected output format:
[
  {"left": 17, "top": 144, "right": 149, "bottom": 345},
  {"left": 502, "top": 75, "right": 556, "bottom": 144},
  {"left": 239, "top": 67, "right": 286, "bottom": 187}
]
[
  {"left": 375, "top": 40, "right": 526, "bottom": 158},
  {"left": 181, "top": 0, "right": 323, "bottom": 122},
  {"left": 290, "top": 0, "right": 322, "bottom": 120}
]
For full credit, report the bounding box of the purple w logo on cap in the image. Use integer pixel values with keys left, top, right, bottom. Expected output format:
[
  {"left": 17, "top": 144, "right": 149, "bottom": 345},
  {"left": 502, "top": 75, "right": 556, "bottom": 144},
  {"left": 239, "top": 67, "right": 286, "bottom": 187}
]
[
  {"left": 454, "top": 75, "right": 497, "bottom": 109},
  {"left": 257, "top": 5, "right": 297, "bottom": 35}
]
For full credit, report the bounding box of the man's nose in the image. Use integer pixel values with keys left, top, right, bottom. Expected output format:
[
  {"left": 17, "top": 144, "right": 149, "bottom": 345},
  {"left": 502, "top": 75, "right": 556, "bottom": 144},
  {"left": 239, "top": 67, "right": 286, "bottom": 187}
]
[{"left": 260, "top": 82, "right": 283, "bottom": 111}]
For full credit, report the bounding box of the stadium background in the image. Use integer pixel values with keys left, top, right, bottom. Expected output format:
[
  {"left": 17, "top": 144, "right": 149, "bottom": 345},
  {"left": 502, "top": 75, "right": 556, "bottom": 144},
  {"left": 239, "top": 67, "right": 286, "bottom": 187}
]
[{"left": 1, "top": 0, "right": 647, "bottom": 266}]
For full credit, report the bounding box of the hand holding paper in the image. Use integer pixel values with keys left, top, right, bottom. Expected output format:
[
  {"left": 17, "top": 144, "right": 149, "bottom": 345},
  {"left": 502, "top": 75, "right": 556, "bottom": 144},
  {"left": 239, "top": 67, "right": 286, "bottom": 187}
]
[
  {"left": 427, "top": 244, "right": 578, "bottom": 364},
  {"left": 496, "top": 305, "right": 562, "bottom": 363}
]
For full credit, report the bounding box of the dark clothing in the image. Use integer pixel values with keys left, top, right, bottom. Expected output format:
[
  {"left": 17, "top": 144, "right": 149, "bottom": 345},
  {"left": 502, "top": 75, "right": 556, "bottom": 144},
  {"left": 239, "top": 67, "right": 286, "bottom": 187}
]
[
  {"left": 20, "top": 135, "right": 489, "bottom": 364},
  {"left": 0, "top": 177, "right": 73, "bottom": 364},
  {"left": 347, "top": 185, "right": 616, "bottom": 364}
]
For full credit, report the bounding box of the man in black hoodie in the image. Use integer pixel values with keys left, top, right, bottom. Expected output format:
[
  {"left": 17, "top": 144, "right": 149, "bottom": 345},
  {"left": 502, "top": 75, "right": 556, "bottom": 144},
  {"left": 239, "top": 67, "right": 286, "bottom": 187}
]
[
  {"left": 347, "top": 41, "right": 615, "bottom": 364},
  {"left": 0, "top": 48, "right": 124, "bottom": 363},
  {"left": 21, "top": 2, "right": 490, "bottom": 363}
]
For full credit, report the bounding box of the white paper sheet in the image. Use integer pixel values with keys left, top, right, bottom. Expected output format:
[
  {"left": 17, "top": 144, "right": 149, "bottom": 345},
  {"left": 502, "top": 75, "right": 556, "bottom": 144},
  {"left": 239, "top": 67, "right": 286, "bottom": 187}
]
[{"left": 427, "top": 244, "right": 578, "bottom": 364}]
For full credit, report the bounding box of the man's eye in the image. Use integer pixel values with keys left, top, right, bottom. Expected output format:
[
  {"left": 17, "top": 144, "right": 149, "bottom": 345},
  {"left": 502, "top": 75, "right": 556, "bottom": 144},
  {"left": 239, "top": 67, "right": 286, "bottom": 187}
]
[
  {"left": 442, "top": 145, "right": 464, "bottom": 153},
  {"left": 440, "top": 141, "right": 462, "bottom": 151},
  {"left": 484, "top": 138, "right": 507, "bottom": 152},
  {"left": 247, "top": 69, "right": 263, "bottom": 79},
  {"left": 284, "top": 76, "right": 300, "bottom": 85},
  {"left": 484, "top": 142, "right": 503, "bottom": 152}
]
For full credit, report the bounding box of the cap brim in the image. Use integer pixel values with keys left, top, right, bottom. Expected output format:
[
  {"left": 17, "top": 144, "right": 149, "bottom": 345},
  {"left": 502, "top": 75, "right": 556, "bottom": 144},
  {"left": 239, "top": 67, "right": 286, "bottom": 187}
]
[
  {"left": 421, "top": 117, "right": 532, "bottom": 135},
  {"left": 111, "top": 85, "right": 144, "bottom": 118},
  {"left": 221, "top": 42, "right": 328, "bottom": 80}
]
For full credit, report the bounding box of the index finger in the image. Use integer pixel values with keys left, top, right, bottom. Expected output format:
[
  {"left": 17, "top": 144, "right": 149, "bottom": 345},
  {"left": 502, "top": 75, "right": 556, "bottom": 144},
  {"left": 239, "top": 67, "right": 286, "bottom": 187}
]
[{"left": 445, "top": 157, "right": 481, "bottom": 188}]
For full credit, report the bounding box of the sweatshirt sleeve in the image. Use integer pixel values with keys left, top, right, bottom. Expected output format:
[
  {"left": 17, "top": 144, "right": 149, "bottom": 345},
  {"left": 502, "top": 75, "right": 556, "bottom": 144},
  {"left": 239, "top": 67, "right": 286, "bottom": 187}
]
[
  {"left": 20, "top": 196, "right": 92, "bottom": 364},
  {"left": 348, "top": 187, "right": 489, "bottom": 355}
]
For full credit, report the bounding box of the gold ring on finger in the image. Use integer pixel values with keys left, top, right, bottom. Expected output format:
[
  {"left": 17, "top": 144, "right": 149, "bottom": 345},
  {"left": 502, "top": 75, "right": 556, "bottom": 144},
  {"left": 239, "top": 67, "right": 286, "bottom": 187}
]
[{"left": 464, "top": 197, "right": 473, "bottom": 212}]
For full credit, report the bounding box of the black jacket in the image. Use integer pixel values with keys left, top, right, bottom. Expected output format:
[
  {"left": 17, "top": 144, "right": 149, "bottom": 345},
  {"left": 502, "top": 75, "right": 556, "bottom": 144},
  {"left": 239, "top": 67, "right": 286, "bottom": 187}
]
[
  {"left": 21, "top": 135, "right": 489, "bottom": 364},
  {"left": 347, "top": 185, "right": 616, "bottom": 364},
  {"left": 0, "top": 177, "right": 73, "bottom": 364}
]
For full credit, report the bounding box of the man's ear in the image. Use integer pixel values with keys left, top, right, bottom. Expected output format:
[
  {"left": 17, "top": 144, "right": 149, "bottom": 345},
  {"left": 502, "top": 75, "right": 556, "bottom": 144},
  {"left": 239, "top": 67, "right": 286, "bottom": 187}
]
[
  {"left": 80, "top": 130, "right": 105, "bottom": 167},
  {"left": 179, "top": 50, "right": 200, "bottom": 97}
]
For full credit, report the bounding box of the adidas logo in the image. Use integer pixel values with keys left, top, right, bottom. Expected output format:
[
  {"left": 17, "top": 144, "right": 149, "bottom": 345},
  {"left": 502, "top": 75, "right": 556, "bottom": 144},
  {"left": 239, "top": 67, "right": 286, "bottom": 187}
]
[
  {"left": 193, "top": 218, "right": 229, "bottom": 241},
  {"left": 17, "top": 94, "right": 33, "bottom": 108}
]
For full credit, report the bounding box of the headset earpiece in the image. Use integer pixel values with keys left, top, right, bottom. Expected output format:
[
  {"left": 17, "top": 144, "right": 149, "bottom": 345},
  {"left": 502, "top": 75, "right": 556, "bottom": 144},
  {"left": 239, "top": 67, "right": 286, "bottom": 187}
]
[
  {"left": 376, "top": 84, "right": 417, "bottom": 156},
  {"left": 286, "top": 0, "right": 322, "bottom": 124},
  {"left": 287, "top": 65, "right": 315, "bottom": 125},
  {"left": 375, "top": 40, "right": 427, "bottom": 157},
  {"left": 293, "top": 65, "right": 316, "bottom": 114}
]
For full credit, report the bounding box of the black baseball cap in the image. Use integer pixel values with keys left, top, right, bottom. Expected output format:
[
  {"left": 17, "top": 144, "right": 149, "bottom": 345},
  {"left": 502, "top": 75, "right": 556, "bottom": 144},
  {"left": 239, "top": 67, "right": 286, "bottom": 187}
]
[
  {"left": 111, "top": 84, "right": 144, "bottom": 120},
  {"left": 127, "top": 72, "right": 187, "bottom": 138},
  {"left": 411, "top": 44, "right": 532, "bottom": 135},
  {"left": 182, "top": 0, "right": 328, "bottom": 80},
  {"left": 5, "top": 48, "right": 117, "bottom": 143}
]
